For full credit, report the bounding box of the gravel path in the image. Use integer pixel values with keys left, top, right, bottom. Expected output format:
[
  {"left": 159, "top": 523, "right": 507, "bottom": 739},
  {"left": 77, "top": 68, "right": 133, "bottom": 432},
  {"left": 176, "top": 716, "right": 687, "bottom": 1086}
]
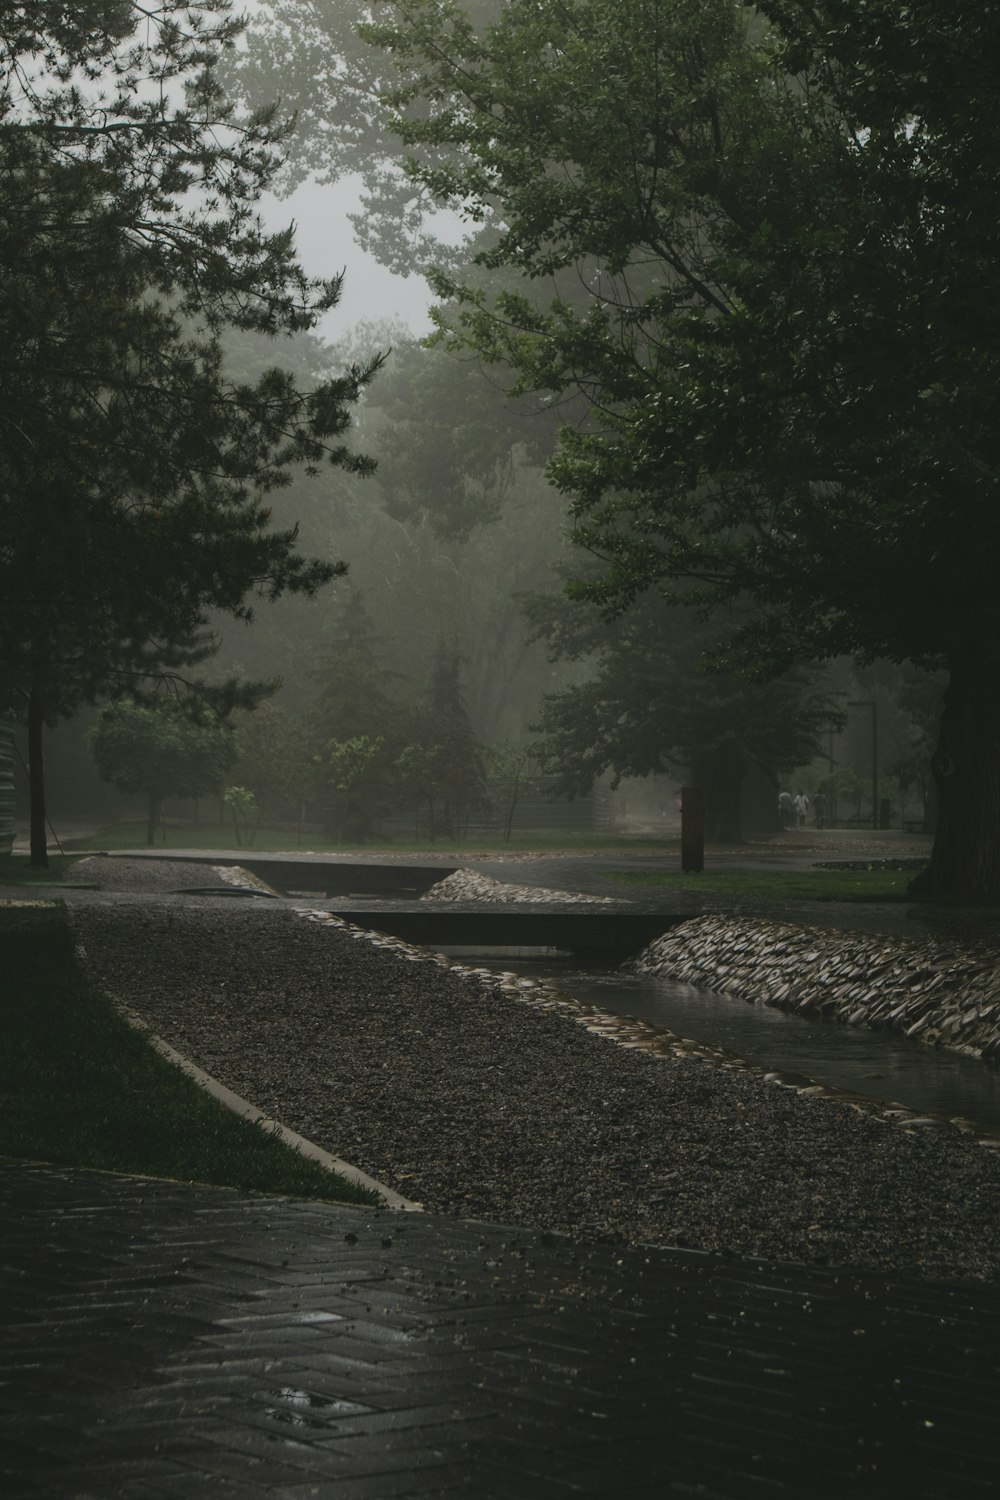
[
  {"left": 68, "top": 864, "right": 1000, "bottom": 1283},
  {"left": 69, "top": 854, "right": 235, "bottom": 893}
]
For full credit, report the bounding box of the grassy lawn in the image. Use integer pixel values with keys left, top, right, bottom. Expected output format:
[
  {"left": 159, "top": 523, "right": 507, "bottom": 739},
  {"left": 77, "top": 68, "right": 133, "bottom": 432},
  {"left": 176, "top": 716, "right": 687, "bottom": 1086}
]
[
  {"left": 599, "top": 866, "right": 919, "bottom": 901},
  {"left": 0, "top": 902, "right": 378, "bottom": 1205},
  {"left": 0, "top": 853, "right": 88, "bottom": 885},
  {"left": 79, "top": 821, "right": 676, "bottom": 855}
]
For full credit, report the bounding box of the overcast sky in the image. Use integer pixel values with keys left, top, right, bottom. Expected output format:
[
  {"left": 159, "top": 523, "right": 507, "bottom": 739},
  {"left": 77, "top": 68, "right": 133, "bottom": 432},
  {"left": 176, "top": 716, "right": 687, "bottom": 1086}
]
[{"left": 259, "top": 175, "right": 436, "bottom": 344}]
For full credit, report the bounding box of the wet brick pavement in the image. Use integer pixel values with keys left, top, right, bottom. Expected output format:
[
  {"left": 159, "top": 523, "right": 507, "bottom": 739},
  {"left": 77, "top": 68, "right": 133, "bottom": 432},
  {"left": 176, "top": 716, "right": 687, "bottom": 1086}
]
[{"left": 4, "top": 1158, "right": 1000, "bottom": 1497}]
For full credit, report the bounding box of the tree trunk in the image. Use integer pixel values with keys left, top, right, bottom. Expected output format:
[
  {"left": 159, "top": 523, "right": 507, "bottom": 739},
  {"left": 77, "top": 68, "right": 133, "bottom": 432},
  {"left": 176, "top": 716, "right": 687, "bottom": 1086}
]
[
  {"left": 503, "top": 776, "right": 520, "bottom": 844},
  {"left": 146, "top": 791, "right": 160, "bottom": 848},
  {"left": 27, "top": 680, "right": 48, "bottom": 869},
  {"left": 924, "top": 652, "right": 1000, "bottom": 901},
  {"left": 693, "top": 753, "right": 745, "bottom": 844}
]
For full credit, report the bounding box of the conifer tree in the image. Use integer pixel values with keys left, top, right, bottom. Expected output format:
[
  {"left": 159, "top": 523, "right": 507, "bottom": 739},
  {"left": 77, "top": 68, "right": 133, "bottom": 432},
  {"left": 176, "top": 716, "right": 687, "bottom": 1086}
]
[{"left": 0, "top": 3, "right": 380, "bottom": 862}]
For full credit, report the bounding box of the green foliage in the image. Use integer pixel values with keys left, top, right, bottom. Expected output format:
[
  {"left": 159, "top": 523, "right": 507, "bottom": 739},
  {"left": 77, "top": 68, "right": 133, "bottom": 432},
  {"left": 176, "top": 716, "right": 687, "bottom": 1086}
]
[
  {"left": 90, "top": 700, "right": 237, "bottom": 844},
  {"left": 222, "top": 784, "right": 261, "bottom": 847},
  {"left": 305, "top": 610, "right": 491, "bottom": 841},
  {"left": 231, "top": 0, "right": 503, "bottom": 276},
  {"left": 319, "top": 0, "right": 1000, "bottom": 897},
  {"left": 78, "top": 821, "right": 671, "bottom": 853},
  {"left": 356, "top": 338, "right": 563, "bottom": 538},
  {"left": 530, "top": 587, "right": 840, "bottom": 839},
  {"left": 485, "top": 739, "right": 541, "bottom": 844},
  {"left": 351, "top": 0, "right": 977, "bottom": 661},
  {"left": 0, "top": 2, "right": 379, "bottom": 798},
  {"left": 359, "top": 2, "right": 986, "bottom": 642},
  {"left": 91, "top": 703, "right": 236, "bottom": 799},
  {"left": 600, "top": 867, "right": 915, "bottom": 902},
  {"left": 322, "top": 736, "right": 386, "bottom": 794},
  {"left": 206, "top": 321, "right": 573, "bottom": 749},
  {"left": 0, "top": 903, "right": 375, "bottom": 1204},
  {"left": 232, "top": 699, "right": 320, "bottom": 818},
  {"left": 316, "top": 734, "right": 392, "bottom": 841},
  {"left": 308, "top": 591, "right": 417, "bottom": 838},
  {"left": 312, "top": 591, "right": 400, "bottom": 740},
  {"left": 420, "top": 646, "right": 490, "bottom": 839}
]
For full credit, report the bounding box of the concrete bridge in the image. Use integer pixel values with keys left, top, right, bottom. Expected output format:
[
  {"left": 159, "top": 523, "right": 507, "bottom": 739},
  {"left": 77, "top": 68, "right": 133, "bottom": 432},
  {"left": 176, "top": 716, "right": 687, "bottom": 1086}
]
[
  {"left": 111, "top": 852, "right": 689, "bottom": 959},
  {"left": 318, "top": 902, "right": 686, "bottom": 960}
]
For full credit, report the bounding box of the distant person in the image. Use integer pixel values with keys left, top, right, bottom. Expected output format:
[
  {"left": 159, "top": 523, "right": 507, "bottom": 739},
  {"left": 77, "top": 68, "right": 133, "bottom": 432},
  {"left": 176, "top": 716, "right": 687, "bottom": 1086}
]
[
  {"left": 794, "top": 790, "right": 809, "bottom": 827},
  {"left": 813, "top": 791, "right": 828, "bottom": 829},
  {"left": 778, "top": 790, "right": 795, "bottom": 830}
]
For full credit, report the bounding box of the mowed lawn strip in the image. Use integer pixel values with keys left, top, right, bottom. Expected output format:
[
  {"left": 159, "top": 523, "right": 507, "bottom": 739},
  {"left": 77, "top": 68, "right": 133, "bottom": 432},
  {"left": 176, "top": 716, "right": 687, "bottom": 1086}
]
[
  {"left": 80, "top": 821, "right": 675, "bottom": 854},
  {"left": 0, "top": 903, "right": 377, "bottom": 1205},
  {"left": 599, "top": 867, "right": 915, "bottom": 901},
  {"left": 0, "top": 853, "right": 88, "bottom": 885}
]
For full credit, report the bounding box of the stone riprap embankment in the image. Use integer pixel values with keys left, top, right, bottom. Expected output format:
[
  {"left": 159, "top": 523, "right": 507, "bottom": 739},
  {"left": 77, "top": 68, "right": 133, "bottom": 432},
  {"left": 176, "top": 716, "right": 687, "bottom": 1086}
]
[
  {"left": 69, "top": 878, "right": 1000, "bottom": 1281},
  {"left": 636, "top": 915, "right": 1000, "bottom": 1061},
  {"left": 422, "top": 867, "right": 616, "bottom": 904}
]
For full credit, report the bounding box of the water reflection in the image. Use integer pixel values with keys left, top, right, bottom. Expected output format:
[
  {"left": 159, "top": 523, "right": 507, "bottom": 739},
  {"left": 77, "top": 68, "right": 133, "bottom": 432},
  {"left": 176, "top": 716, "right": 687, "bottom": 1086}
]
[{"left": 463, "top": 952, "right": 1000, "bottom": 1135}]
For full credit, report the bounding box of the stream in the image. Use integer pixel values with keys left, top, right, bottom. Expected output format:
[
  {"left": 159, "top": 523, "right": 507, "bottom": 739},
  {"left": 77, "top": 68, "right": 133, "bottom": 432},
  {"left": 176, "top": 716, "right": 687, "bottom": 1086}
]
[{"left": 449, "top": 950, "right": 1000, "bottom": 1135}]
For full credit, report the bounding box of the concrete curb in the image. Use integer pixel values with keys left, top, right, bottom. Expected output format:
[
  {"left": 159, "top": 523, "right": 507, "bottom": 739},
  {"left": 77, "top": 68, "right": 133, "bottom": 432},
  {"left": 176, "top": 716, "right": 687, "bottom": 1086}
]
[{"left": 115, "top": 1004, "right": 423, "bottom": 1213}]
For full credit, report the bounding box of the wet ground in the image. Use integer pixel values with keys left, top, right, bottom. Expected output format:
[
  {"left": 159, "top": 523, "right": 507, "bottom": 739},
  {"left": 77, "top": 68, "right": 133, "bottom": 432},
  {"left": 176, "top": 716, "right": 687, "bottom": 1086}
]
[
  {"left": 4, "top": 1158, "right": 1000, "bottom": 1499},
  {"left": 488, "top": 956, "right": 1000, "bottom": 1135},
  {"left": 5, "top": 833, "right": 1000, "bottom": 1495}
]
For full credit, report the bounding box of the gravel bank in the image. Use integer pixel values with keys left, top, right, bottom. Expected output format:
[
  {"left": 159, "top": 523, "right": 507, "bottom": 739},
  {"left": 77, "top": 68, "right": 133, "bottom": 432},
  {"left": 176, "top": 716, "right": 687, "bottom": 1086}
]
[
  {"left": 69, "top": 885, "right": 1000, "bottom": 1282},
  {"left": 423, "top": 868, "right": 616, "bottom": 904},
  {"left": 71, "top": 855, "right": 233, "bottom": 893}
]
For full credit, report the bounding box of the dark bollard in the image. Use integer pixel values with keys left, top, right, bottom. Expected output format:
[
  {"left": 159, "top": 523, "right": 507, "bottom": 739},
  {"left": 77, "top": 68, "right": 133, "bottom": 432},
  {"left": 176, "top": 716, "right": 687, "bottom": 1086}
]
[
  {"left": 880, "top": 797, "right": 891, "bottom": 830},
  {"left": 681, "top": 785, "right": 704, "bottom": 873}
]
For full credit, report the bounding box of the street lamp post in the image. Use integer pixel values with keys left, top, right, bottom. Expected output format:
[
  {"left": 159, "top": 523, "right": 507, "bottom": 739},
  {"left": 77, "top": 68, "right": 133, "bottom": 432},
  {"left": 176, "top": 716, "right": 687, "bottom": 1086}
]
[{"left": 848, "top": 700, "right": 878, "bottom": 831}]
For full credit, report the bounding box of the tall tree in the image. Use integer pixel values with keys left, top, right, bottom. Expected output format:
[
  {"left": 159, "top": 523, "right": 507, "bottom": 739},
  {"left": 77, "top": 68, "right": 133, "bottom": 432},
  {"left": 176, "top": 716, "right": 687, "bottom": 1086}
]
[
  {"left": 420, "top": 644, "right": 488, "bottom": 841},
  {"left": 312, "top": 0, "right": 1000, "bottom": 899},
  {"left": 530, "top": 589, "right": 838, "bottom": 842},
  {"left": 0, "top": 2, "right": 379, "bottom": 863},
  {"left": 310, "top": 589, "right": 415, "bottom": 839},
  {"left": 224, "top": 320, "right": 574, "bottom": 747},
  {"left": 90, "top": 700, "right": 237, "bottom": 847}
]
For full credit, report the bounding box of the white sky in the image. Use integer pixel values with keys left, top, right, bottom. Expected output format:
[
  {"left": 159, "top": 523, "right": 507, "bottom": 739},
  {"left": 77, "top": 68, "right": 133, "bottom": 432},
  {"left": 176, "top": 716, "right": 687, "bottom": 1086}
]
[{"left": 259, "top": 175, "right": 437, "bottom": 344}]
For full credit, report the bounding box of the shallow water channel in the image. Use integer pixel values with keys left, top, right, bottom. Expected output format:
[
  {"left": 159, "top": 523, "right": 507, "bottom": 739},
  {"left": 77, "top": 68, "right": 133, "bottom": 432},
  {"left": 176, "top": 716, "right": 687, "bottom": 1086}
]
[{"left": 448, "top": 950, "right": 1000, "bottom": 1136}]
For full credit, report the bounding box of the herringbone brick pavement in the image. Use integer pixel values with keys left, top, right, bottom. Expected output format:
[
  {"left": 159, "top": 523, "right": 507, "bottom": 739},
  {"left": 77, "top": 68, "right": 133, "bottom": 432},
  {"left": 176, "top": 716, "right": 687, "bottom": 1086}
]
[{"left": 3, "top": 1158, "right": 999, "bottom": 1497}]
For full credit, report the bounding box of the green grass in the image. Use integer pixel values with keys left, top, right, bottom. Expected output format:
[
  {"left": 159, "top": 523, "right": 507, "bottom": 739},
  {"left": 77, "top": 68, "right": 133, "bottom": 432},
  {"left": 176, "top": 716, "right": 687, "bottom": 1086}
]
[
  {"left": 598, "top": 866, "right": 918, "bottom": 901},
  {"left": 0, "top": 903, "right": 378, "bottom": 1205},
  {"left": 80, "top": 820, "right": 676, "bottom": 855},
  {"left": 0, "top": 853, "right": 87, "bottom": 885}
]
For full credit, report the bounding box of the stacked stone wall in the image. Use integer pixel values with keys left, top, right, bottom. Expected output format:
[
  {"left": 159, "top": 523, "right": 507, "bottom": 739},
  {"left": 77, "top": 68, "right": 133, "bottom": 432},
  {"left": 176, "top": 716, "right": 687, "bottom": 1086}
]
[{"left": 635, "top": 916, "right": 1000, "bottom": 1062}]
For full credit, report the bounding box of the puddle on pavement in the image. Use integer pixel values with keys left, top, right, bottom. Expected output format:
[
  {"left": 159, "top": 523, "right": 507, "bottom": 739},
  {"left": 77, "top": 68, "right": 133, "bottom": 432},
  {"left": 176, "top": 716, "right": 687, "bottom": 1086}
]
[{"left": 263, "top": 1388, "right": 372, "bottom": 1423}]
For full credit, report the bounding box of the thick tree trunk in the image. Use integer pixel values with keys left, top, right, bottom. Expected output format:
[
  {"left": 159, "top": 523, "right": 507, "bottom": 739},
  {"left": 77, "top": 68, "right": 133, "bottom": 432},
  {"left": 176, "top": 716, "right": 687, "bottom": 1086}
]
[
  {"left": 924, "top": 653, "right": 1000, "bottom": 901},
  {"left": 693, "top": 753, "right": 745, "bottom": 844},
  {"left": 27, "top": 680, "right": 48, "bottom": 869}
]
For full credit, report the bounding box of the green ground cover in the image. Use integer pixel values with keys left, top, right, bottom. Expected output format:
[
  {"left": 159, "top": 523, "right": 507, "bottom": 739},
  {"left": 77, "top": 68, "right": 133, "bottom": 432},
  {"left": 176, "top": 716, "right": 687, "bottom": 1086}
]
[
  {"left": 79, "top": 821, "right": 673, "bottom": 854},
  {"left": 0, "top": 854, "right": 86, "bottom": 885},
  {"left": 600, "top": 867, "right": 916, "bottom": 901},
  {"left": 0, "top": 902, "right": 377, "bottom": 1205}
]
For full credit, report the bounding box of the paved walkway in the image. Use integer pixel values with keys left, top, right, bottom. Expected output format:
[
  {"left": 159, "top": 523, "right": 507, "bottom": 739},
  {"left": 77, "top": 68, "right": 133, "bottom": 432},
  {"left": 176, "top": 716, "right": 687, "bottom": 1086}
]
[{"left": 4, "top": 1157, "right": 1000, "bottom": 1499}]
